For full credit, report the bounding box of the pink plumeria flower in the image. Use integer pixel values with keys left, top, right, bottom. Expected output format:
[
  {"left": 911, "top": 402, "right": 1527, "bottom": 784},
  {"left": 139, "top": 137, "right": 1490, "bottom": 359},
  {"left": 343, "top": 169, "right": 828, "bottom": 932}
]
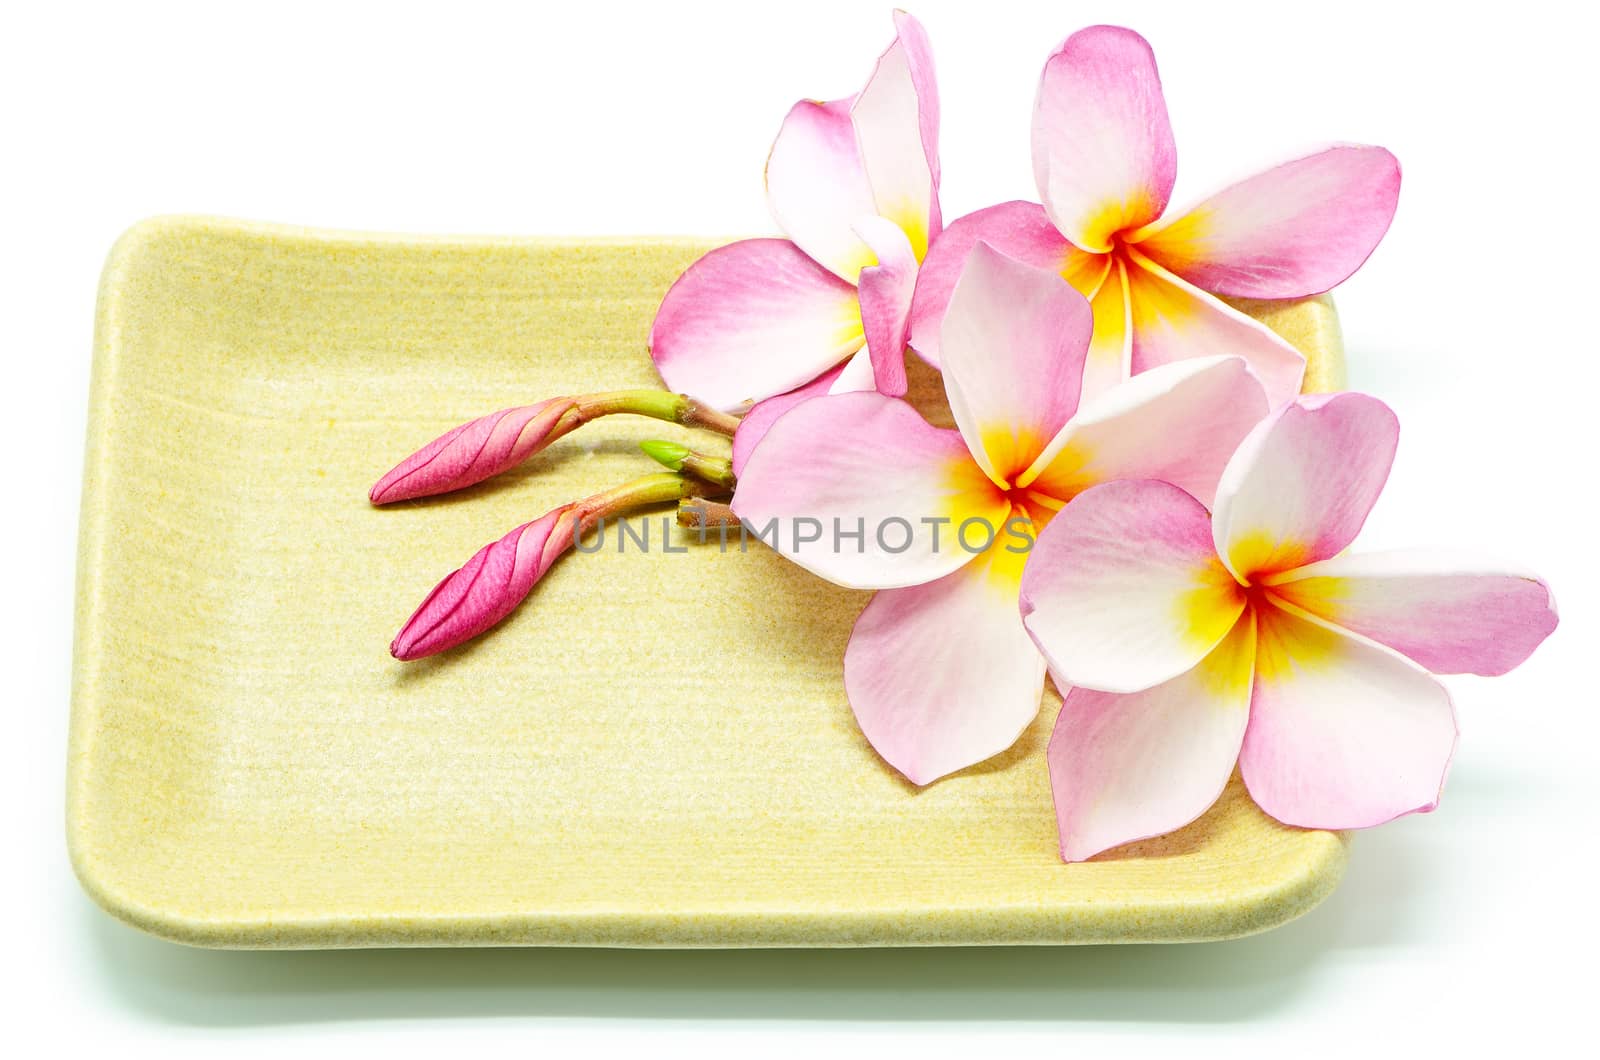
[
  {"left": 910, "top": 24, "right": 1400, "bottom": 406},
  {"left": 1018, "top": 393, "right": 1558, "bottom": 862},
  {"left": 651, "top": 10, "right": 938, "bottom": 423},
  {"left": 732, "top": 244, "right": 1270, "bottom": 784}
]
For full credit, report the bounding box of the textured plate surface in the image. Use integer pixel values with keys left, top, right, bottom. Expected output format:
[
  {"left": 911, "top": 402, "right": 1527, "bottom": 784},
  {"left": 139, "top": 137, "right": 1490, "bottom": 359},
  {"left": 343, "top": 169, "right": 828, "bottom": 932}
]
[{"left": 70, "top": 216, "right": 1349, "bottom": 948}]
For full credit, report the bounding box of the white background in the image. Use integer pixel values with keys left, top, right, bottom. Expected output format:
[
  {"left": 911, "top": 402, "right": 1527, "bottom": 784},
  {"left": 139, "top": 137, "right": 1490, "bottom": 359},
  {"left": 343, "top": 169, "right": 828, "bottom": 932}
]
[{"left": 5, "top": 0, "right": 1596, "bottom": 1053}]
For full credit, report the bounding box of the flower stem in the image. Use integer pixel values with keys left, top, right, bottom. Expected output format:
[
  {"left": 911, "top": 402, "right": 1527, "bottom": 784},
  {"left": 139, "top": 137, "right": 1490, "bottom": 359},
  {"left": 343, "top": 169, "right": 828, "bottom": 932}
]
[
  {"left": 680, "top": 451, "right": 738, "bottom": 490},
  {"left": 576, "top": 472, "right": 726, "bottom": 536},
  {"left": 572, "top": 389, "right": 741, "bottom": 436},
  {"left": 676, "top": 498, "right": 740, "bottom": 530}
]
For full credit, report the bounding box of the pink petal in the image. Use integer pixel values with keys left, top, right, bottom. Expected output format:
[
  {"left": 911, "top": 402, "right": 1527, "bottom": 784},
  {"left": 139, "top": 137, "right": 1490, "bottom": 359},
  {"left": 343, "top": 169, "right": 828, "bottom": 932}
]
[
  {"left": 905, "top": 200, "right": 1095, "bottom": 367},
  {"left": 939, "top": 243, "right": 1092, "bottom": 485},
  {"left": 391, "top": 505, "right": 579, "bottom": 660},
  {"left": 727, "top": 350, "right": 874, "bottom": 479},
  {"left": 765, "top": 99, "right": 878, "bottom": 283},
  {"left": 845, "top": 540, "right": 1046, "bottom": 785},
  {"left": 1020, "top": 355, "right": 1270, "bottom": 508},
  {"left": 729, "top": 364, "right": 847, "bottom": 478},
  {"left": 854, "top": 215, "right": 918, "bottom": 397},
  {"left": 1049, "top": 617, "right": 1255, "bottom": 861},
  {"left": 851, "top": 10, "right": 942, "bottom": 261},
  {"left": 730, "top": 391, "right": 1007, "bottom": 590},
  {"left": 1135, "top": 145, "right": 1401, "bottom": 298},
  {"left": 1241, "top": 602, "right": 1458, "bottom": 830},
  {"left": 1212, "top": 392, "right": 1399, "bottom": 583},
  {"left": 369, "top": 398, "right": 577, "bottom": 505},
  {"left": 1265, "top": 550, "right": 1558, "bottom": 676},
  {"left": 1122, "top": 247, "right": 1306, "bottom": 406},
  {"left": 649, "top": 238, "right": 865, "bottom": 411},
  {"left": 1020, "top": 479, "right": 1246, "bottom": 695},
  {"left": 1032, "top": 26, "right": 1177, "bottom": 253},
  {"left": 828, "top": 345, "right": 878, "bottom": 393}
]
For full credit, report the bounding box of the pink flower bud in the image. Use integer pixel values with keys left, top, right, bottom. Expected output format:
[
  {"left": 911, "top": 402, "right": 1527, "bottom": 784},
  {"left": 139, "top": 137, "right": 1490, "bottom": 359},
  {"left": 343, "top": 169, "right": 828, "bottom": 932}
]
[
  {"left": 390, "top": 504, "right": 580, "bottom": 660},
  {"left": 370, "top": 399, "right": 579, "bottom": 505}
]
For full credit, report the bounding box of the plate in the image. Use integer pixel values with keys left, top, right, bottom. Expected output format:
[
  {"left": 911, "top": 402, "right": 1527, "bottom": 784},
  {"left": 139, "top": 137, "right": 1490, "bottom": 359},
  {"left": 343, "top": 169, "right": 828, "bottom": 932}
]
[{"left": 69, "top": 216, "right": 1349, "bottom": 948}]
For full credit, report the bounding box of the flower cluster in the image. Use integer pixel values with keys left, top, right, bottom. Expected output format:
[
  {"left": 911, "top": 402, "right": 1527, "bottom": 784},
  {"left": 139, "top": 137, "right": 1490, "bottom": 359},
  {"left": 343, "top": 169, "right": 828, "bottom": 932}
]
[{"left": 370, "top": 12, "right": 1556, "bottom": 861}]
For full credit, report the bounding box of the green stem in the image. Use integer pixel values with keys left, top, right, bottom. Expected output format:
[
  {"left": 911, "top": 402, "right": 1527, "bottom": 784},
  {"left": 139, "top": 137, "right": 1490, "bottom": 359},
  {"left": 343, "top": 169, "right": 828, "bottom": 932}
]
[
  {"left": 575, "top": 472, "right": 725, "bottom": 536},
  {"left": 573, "top": 389, "right": 741, "bottom": 436},
  {"left": 681, "top": 451, "right": 738, "bottom": 490}
]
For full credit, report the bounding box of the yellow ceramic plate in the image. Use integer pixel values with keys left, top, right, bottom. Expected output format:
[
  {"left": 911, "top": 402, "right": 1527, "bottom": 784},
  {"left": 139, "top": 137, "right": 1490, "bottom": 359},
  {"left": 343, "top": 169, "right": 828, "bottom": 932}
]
[{"left": 69, "top": 216, "right": 1349, "bottom": 948}]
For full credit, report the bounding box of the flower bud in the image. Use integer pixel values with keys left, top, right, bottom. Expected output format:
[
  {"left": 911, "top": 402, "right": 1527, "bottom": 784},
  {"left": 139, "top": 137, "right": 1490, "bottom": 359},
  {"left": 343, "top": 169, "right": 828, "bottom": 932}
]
[
  {"left": 370, "top": 399, "right": 579, "bottom": 505},
  {"left": 389, "top": 472, "right": 717, "bottom": 661},
  {"left": 638, "top": 439, "right": 692, "bottom": 470},
  {"left": 390, "top": 504, "right": 579, "bottom": 660}
]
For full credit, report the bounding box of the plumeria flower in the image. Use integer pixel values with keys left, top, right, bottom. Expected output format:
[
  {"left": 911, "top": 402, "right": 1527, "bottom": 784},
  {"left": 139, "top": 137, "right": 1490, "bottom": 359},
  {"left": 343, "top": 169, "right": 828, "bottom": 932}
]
[
  {"left": 650, "top": 9, "right": 939, "bottom": 425},
  {"left": 909, "top": 24, "right": 1400, "bottom": 406},
  {"left": 732, "top": 244, "right": 1270, "bottom": 784},
  {"left": 1018, "top": 393, "right": 1558, "bottom": 862}
]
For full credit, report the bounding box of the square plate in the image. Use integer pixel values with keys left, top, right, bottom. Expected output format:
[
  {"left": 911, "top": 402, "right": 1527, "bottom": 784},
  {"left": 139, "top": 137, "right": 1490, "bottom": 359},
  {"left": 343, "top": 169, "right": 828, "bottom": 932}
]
[{"left": 69, "top": 216, "right": 1349, "bottom": 948}]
